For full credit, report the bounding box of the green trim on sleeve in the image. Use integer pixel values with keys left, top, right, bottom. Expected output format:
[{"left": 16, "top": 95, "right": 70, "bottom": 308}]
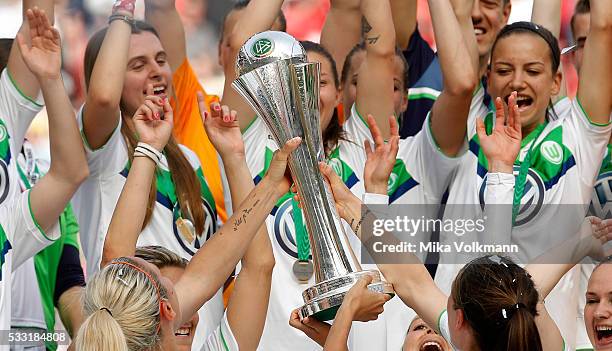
[
  {"left": 436, "top": 309, "right": 447, "bottom": 334},
  {"left": 80, "top": 123, "right": 119, "bottom": 152},
  {"left": 27, "top": 191, "right": 57, "bottom": 242},
  {"left": 576, "top": 97, "right": 612, "bottom": 127},
  {"left": 408, "top": 92, "right": 438, "bottom": 101},
  {"left": 241, "top": 116, "right": 259, "bottom": 135},
  {"left": 7, "top": 70, "right": 43, "bottom": 108},
  {"left": 427, "top": 112, "right": 465, "bottom": 159},
  {"left": 353, "top": 105, "right": 370, "bottom": 128}
]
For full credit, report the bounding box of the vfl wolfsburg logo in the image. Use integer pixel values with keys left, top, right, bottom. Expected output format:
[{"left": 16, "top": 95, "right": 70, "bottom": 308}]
[
  {"left": 251, "top": 38, "right": 274, "bottom": 58},
  {"left": 273, "top": 197, "right": 299, "bottom": 259},
  {"left": 387, "top": 173, "right": 398, "bottom": 194},
  {"left": 328, "top": 158, "right": 343, "bottom": 179},
  {"left": 540, "top": 141, "right": 563, "bottom": 165},
  {"left": 590, "top": 172, "right": 612, "bottom": 218},
  {"left": 479, "top": 165, "right": 545, "bottom": 226},
  {"left": 0, "top": 160, "right": 9, "bottom": 205},
  {"left": 0, "top": 125, "right": 7, "bottom": 142}
]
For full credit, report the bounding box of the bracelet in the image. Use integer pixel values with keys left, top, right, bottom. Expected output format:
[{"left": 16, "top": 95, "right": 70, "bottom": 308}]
[
  {"left": 134, "top": 142, "right": 162, "bottom": 166},
  {"left": 108, "top": 14, "right": 134, "bottom": 26},
  {"left": 137, "top": 142, "right": 163, "bottom": 159}
]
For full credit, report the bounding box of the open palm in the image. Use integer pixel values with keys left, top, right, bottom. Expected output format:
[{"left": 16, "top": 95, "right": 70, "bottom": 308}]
[
  {"left": 198, "top": 94, "right": 245, "bottom": 159},
  {"left": 17, "top": 8, "right": 61, "bottom": 80},
  {"left": 363, "top": 114, "right": 399, "bottom": 195},
  {"left": 476, "top": 92, "right": 522, "bottom": 172}
]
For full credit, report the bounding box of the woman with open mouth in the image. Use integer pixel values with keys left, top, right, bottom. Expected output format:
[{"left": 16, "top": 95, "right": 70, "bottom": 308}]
[
  {"left": 585, "top": 258, "right": 612, "bottom": 351},
  {"left": 435, "top": 0, "right": 612, "bottom": 344},
  {"left": 402, "top": 317, "right": 451, "bottom": 351}
]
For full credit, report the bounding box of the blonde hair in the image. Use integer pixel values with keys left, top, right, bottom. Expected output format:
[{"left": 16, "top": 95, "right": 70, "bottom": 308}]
[{"left": 74, "top": 257, "right": 168, "bottom": 351}]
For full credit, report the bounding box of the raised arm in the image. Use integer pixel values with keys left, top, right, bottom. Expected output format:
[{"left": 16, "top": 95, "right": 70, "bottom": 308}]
[
  {"left": 198, "top": 95, "right": 275, "bottom": 350},
  {"left": 101, "top": 90, "right": 174, "bottom": 266},
  {"left": 355, "top": 0, "right": 397, "bottom": 139},
  {"left": 18, "top": 8, "right": 89, "bottom": 232},
  {"left": 143, "top": 0, "right": 185, "bottom": 72},
  {"left": 7, "top": 0, "right": 54, "bottom": 99},
  {"left": 428, "top": 0, "right": 478, "bottom": 156},
  {"left": 391, "top": 0, "right": 417, "bottom": 49},
  {"left": 531, "top": 0, "right": 567, "bottom": 100},
  {"left": 320, "top": 0, "right": 362, "bottom": 75},
  {"left": 221, "top": 0, "right": 284, "bottom": 131},
  {"left": 175, "top": 137, "right": 300, "bottom": 327},
  {"left": 526, "top": 217, "right": 612, "bottom": 351},
  {"left": 82, "top": 0, "right": 134, "bottom": 149},
  {"left": 577, "top": 0, "right": 612, "bottom": 122}
]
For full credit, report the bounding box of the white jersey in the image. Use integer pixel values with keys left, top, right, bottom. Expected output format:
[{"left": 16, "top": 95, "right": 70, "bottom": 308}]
[
  {"left": 201, "top": 313, "right": 238, "bottom": 351},
  {"left": 0, "top": 191, "right": 60, "bottom": 349},
  {"left": 72, "top": 108, "right": 224, "bottom": 342},
  {"left": 243, "top": 117, "right": 388, "bottom": 351},
  {"left": 0, "top": 69, "right": 43, "bottom": 208},
  {"left": 339, "top": 105, "right": 463, "bottom": 350},
  {"left": 436, "top": 87, "right": 611, "bottom": 346}
]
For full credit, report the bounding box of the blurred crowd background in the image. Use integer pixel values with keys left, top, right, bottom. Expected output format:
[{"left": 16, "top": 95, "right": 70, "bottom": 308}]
[{"left": 0, "top": 0, "right": 581, "bottom": 159}]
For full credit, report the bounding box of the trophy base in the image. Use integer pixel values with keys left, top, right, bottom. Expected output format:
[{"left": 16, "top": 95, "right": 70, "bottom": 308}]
[{"left": 298, "top": 270, "right": 394, "bottom": 321}]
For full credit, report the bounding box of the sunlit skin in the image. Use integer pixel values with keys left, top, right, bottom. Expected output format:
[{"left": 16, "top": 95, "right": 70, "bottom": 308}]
[
  {"left": 585, "top": 264, "right": 612, "bottom": 351},
  {"left": 487, "top": 33, "right": 561, "bottom": 137},
  {"left": 307, "top": 51, "right": 341, "bottom": 133},
  {"left": 570, "top": 12, "right": 590, "bottom": 73},
  {"left": 402, "top": 317, "right": 451, "bottom": 351},
  {"left": 218, "top": 7, "right": 285, "bottom": 69},
  {"left": 341, "top": 50, "right": 408, "bottom": 117},
  {"left": 120, "top": 32, "right": 173, "bottom": 118},
  {"left": 160, "top": 265, "right": 200, "bottom": 351},
  {"left": 471, "top": 0, "right": 511, "bottom": 68}
]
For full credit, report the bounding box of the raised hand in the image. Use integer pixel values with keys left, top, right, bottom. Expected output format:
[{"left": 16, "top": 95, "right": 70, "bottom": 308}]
[
  {"left": 16, "top": 8, "right": 61, "bottom": 80},
  {"left": 133, "top": 85, "right": 174, "bottom": 151},
  {"left": 586, "top": 216, "right": 612, "bottom": 261},
  {"left": 198, "top": 93, "right": 245, "bottom": 159},
  {"left": 476, "top": 91, "right": 522, "bottom": 173},
  {"left": 289, "top": 309, "right": 331, "bottom": 347},
  {"left": 340, "top": 275, "right": 391, "bottom": 322},
  {"left": 364, "top": 114, "right": 399, "bottom": 195},
  {"left": 264, "top": 138, "right": 302, "bottom": 197},
  {"left": 318, "top": 162, "right": 362, "bottom": 223}
]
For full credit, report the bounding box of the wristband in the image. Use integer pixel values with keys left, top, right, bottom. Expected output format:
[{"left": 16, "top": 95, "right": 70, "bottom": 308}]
[
  {"left": 108, "top": 14, "right": 134, "bottom": 26},
  {"left": 137, "top": 142, "right": 163, "bottom": 158},
  {"left": 134, "top": 142, "right": 162, "bottom": 166}
]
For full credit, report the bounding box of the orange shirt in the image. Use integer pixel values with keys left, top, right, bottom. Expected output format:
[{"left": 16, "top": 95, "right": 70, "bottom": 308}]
[{"left": 171, "top": 59, "right": 227, "bottom": 222}]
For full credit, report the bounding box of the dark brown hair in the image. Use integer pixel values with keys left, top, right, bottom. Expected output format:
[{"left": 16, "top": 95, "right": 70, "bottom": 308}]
[
  {"left": 451, "top": 255, "right": 542, "bottom": 351},
  {"left": 83, "top": 21, "right": 206, "bottom": 235},
  {"left": 570, "top": 0, "right": 590, "bottom": 37},
  {"left": 340, "top": 42, "right": 409, "bottom": 93},
  {"left": 300, "top": 40, "right": 346, "bottom": 154}
]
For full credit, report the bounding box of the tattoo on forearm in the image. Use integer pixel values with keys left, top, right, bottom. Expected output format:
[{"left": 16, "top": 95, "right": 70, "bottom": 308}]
[{"left": 232, "top": 198, "right": 261, "bottom": 231}]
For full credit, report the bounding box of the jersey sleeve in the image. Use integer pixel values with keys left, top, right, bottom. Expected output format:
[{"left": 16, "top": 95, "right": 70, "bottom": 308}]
[
  {"left": 201, "top": 312, "right": 239, "bottom": 351},
  {"left": 401, "top": 113, "right": 464, "bottom": 203},
  {"left": 76, "top": 105, "right": 126, "bottom": 178},
  {"left": 0, "top": 190, "right": 60, "bottom": 269},
  {"left": 243, "top": 117, "right": 276, "bottom": 183},
  {"left": 567, "top": 98, "right": 612, "bottom": 187},
  {"left": 437, "top": 309, "right": 452, "bottom": 344},
  {"left": 0, "top": 68, "right": 44, "bottom": 156},
  {"left": 482, "top": 172, "right": 514, "bottom": 246}
]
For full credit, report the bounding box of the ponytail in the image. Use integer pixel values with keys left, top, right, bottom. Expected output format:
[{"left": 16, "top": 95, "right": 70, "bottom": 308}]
[
  {"left": 506, "top": 307, "right": 542, "bottom": 351},
  {"left": 74, "top": 309, "right": 129, "bottom": 351},
  {"left": 452, "top": 255, "right": 543, "bottom": 351}
]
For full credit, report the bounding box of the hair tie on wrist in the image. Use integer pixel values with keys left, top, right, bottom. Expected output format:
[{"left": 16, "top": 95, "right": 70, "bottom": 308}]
[{"left": 99, "top": 307, "right": 113, "bottom": 317}]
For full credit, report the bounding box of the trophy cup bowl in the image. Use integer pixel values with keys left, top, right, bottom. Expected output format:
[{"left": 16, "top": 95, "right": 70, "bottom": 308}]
[{"left": 232, "top": 31, "right": 393, "bottom": 321}]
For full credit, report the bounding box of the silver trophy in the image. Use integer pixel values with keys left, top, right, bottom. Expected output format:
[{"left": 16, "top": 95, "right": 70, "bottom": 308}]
[{"left": 232, "top": 31, "right": 393, "bottom": 321}]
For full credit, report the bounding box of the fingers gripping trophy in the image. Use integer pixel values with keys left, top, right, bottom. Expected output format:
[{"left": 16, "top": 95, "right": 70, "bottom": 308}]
[{"left": 232, "top": 31, "right": 394, "bottom": 321}]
